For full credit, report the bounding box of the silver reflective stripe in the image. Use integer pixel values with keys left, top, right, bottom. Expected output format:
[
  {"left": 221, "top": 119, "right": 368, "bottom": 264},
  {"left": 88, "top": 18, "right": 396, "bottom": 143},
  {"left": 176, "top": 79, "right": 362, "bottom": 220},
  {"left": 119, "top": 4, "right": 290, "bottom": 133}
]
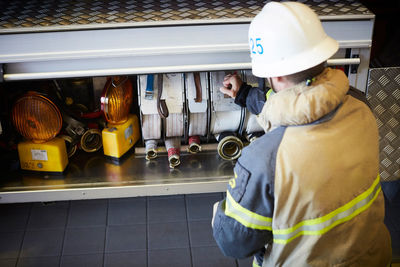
[
  {"left": 225, "top": 190, "right": 272, "bottom": 230},
  {"left": 253, "top": 257, "right": 261, "bottom": 267},
  {"left": 273, "top": 175, "right": 382, "bottom": 244}
]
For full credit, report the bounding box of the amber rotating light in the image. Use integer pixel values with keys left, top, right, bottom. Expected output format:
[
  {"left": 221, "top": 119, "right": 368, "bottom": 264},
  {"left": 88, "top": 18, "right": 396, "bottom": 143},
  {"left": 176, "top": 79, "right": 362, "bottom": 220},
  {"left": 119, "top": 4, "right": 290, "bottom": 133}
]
[
  {"left": 101, "top": 76, "right": 133, "bottom": 125},
  {"left": 12, "top": 91, "right": 68, "bottom": 172},
  {"left": 12, "top": 92, "right": 62, "bottom": 143},
  {"left": 101, "top": 76, "right": 140, "bottom": 159}
]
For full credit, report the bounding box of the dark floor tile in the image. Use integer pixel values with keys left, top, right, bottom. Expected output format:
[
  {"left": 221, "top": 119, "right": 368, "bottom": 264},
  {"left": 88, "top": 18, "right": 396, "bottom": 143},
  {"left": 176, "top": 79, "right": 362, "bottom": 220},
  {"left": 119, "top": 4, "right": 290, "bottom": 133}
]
[
  {"left": 148, "top": 196, "right": 186, "bottom": 223},
  {"left": 0, "top": 258, "right": 17, "bottom": 267},
  {"left": 106, "top": 225, "right": 146, "bottom": 252},
  {"left": 188, "top": 220, "right": 217, "bottom": 247},
  {"left": 28, "top": 201, "right": 69, "bottom": 229},
  {"left": 149, "top": 195, "right": 184, "bottom": 200},
  {"left": 0, "top": 203, "right": 31, "bottom": 232},
  {"left": 237, "top": 256, "right": 254, "bottom": 267},
  {"left": 186, "top": 193, "right": 223, "bottom": 198},
  {"left": 20, "top": 229, "right": 64, "bottom": 258},
  {"left": 108, "top": 197, "right": 146, "bottom": 225},
  {"left": 63, "top": 226, "right": 105, "bottom": 255},
  {"left": 104, "top": 251, "right": 146, "bottom": 267},
  {"left": 0, "top": 231, "right": 24, "bottom": 259},
  {"left": 17, "top": 256, "right": 60, "bottom": 267},
  {"left": 67, "top": 199, "right": 107, "bottom": 227},
  {"left": 192, "top": 246, "right": 236, "bottom": 267},
  {"left": 61, "top": 253, "right": 103, "bottom": 267},
  {"left": 148, "top": 222, "right": 189, "bottom": 250},
  {"left": 148, "top": 248, "right": 191, "bottom": 267},
  {"left": 186, "top": 193, "right": 222, "bottom": 221}
]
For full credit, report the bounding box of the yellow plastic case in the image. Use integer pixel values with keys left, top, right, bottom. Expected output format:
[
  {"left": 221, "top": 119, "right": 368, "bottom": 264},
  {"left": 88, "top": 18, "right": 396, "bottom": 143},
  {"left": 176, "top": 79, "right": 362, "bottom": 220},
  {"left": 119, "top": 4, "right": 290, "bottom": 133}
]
[
  {"left": 102, "top": 114, "right": 140, "bottom": 159},
  {"left": 17, "top": 137, "right": 68, "bottom": 172}
]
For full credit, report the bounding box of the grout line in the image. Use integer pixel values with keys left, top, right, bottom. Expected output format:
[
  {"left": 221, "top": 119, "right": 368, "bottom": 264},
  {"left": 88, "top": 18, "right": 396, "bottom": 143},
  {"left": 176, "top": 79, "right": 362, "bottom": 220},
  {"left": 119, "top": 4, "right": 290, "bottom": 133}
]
[
  {"left": 15, "top": 202, "right": 34, "bottom": 266},
  {"left": 58, "top": 201, "right": 72, "bottom": 267},
  {"left": 102, "top": 199, "right": 110, "bottom": 267},
  {"left": 146, "top": 196, "right": 149, "bottom": 267},
  {"left": 184, "top": 195, "right": 194, "bottom": 267}
]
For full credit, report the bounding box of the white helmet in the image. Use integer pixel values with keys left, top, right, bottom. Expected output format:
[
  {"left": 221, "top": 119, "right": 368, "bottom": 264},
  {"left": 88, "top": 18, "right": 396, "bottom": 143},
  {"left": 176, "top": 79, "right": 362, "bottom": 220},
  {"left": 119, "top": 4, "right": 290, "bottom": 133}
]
[{"left": 248, "top": 1, "right": 338, "bottom": 78}]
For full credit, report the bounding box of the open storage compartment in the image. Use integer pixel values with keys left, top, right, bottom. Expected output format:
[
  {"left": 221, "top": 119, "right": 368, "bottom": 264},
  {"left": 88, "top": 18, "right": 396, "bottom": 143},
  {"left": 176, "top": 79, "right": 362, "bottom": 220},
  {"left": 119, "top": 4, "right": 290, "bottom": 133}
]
[{"left": 0, "top": 0, "right": 375, "bottom": 203}]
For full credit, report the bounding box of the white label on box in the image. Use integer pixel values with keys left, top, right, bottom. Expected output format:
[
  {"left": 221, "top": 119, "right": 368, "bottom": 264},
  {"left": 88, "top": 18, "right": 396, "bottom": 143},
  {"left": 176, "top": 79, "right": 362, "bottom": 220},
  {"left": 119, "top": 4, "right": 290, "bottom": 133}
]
[
  {"left": 125, "top": 124, "right": 133, "bottom": 140},
  {"left": 31, "top": 149, "right": 48, "bottom": 161}
]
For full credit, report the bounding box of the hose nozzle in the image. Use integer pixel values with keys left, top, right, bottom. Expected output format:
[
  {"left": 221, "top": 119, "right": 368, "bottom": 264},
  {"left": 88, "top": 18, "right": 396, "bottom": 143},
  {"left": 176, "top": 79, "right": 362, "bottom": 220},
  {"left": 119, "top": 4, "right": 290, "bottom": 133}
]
[
  {"left": 188, "top": 135, "right": 201, "bottom": 154},
  {"left": 80, "top": 128, "right": 103, "bottom": 153},
  {"left": 145, "top": 140, "right": 158, "bottom": 160},
  {"left": 216, "top": 132, "right": 243, "bottom": 161},
  {"left": 59, "top": 134, "right": 78, "bottom": 158},
  {"left": 165, "top": 137, "right": 181, "bottom": 168}
]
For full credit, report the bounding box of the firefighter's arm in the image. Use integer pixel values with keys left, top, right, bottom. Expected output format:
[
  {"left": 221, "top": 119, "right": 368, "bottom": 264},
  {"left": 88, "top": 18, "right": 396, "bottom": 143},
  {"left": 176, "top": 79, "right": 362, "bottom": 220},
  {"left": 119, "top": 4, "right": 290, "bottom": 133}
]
[
  {"left": 212, "top": 162, "right": 273, "bottom": 259},
  {"left": 234, "top": 78, "right": 271, "bottom": 115},
  {"left": 219, "top": 74, "right": 269, "bottom": 115}
]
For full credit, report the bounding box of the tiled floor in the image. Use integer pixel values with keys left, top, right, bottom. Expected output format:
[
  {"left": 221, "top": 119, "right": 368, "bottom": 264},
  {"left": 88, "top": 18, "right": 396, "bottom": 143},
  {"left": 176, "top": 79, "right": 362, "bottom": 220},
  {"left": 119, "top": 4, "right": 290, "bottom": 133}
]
[
  {"left": 1, "top": 188, "right": 399, "bottom": 267},
  {"left": 0, "top": 193, "right": 253, "bottom": 267}
]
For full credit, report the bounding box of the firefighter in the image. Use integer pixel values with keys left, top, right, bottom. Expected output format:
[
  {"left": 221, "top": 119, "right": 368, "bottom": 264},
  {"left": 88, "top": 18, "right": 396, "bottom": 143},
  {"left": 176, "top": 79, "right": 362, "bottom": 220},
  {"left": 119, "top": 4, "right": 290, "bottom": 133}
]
[{"left": 212, "top": 2, "right": 392, "bottom": 267}]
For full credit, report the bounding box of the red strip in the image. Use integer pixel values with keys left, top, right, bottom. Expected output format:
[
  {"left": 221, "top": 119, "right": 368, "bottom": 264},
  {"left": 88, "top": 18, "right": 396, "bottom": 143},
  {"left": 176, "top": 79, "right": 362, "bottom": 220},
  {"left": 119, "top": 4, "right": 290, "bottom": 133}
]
[
  {"left": 188, "top": 135, "right": 200, "bottom": 145},
  {"left": 168, "top": 148, "right": 180, "bottom": 158}
]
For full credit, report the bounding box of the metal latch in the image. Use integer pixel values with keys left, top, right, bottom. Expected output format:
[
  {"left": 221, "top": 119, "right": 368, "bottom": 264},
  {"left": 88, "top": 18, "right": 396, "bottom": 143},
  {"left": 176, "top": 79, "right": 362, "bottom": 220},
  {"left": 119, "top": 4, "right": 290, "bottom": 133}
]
[{"left": 351, "top": 55, "right": 360, "bottom": 74}]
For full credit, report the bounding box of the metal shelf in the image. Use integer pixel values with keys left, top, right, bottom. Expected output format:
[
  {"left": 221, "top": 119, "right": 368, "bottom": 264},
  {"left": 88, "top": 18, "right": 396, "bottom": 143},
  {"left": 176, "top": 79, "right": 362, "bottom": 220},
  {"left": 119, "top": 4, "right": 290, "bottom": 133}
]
[{"left": 0, "top": 148, "right": 234, "bottom": 203}]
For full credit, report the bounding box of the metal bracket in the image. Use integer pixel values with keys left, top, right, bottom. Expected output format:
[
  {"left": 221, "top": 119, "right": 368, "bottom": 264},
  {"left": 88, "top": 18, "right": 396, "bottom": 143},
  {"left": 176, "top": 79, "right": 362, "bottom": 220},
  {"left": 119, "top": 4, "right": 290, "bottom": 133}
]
[
  {"left": 350, "top": 55, "right": 360, "bottom": 74},
  {"left": 0, "top": 64, "right": 3, "bottom": 83}
]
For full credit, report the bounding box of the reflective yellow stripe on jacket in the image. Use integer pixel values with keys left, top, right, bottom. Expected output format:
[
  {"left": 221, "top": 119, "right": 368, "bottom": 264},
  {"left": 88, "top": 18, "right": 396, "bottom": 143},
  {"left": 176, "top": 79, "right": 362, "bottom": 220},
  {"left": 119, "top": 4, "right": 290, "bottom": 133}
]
[
  {"left": 225, "top": 191, "right": 272, "bottom": 230},
  {"left": 225, "top": 175, "right": 381, "bottom": 244},
  {"left": 273, "top": 175, "right": 382, "bottom": 244},
  {"left": 266, "top": 88, "right": 274, "bottom": 101}
]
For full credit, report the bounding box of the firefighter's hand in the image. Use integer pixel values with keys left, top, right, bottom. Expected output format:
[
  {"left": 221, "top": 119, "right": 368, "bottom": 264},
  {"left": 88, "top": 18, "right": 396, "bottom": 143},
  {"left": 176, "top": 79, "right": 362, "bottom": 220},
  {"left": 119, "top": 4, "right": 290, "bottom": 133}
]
[{"left": 219, "top": 73, "right": 243, "bottom": 99}]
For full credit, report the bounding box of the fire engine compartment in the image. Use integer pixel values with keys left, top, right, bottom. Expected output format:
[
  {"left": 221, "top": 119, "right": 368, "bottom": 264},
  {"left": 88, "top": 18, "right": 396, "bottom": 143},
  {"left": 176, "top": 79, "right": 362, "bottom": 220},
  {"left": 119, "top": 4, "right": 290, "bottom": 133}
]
[{"left": 0, "top": 0, "right": 375, "bottom": 203}]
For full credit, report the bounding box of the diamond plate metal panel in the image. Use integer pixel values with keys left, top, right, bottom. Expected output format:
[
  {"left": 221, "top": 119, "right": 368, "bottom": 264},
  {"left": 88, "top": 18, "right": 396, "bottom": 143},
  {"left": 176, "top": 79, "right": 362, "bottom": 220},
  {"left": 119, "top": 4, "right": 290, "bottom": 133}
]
[
  {"left": 367, "top": 67, "right": 400, "bottom": 181},
  {"left": 0, "top": 0, "right": 373, "bottom": 33}
]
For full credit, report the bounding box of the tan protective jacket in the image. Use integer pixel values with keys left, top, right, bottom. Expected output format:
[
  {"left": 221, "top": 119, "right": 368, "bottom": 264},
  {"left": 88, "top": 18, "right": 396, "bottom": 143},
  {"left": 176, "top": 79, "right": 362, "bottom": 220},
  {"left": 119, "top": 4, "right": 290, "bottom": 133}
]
[
  {"left": 258, "top": 68, "right": 391, "bottom": 266},
  {"left": 212, "top": 68, "right": 391, "bottom": 267}
]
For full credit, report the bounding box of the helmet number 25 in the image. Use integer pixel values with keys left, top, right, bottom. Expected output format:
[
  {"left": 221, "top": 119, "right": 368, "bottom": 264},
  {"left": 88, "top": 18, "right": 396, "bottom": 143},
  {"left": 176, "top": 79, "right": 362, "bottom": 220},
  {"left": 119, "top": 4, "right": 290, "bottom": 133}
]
[{"left": 250, "top": 38, "right": 264, "bottom": 55}]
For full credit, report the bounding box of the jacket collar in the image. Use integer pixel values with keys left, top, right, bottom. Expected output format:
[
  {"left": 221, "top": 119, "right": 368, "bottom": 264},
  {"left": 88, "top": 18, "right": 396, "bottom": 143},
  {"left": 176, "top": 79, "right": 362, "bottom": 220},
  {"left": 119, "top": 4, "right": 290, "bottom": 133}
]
[{"left": 257, "top": 68, "right": 349, "bottom": 132}]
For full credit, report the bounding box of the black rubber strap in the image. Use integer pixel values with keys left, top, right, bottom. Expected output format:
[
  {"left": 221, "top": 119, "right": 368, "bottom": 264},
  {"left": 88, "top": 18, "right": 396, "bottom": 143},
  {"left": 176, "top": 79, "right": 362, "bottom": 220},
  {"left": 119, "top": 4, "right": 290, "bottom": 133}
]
[
  {"left": 194, "top": 72, "right": 202, "bottom": 103},
  {"left": 157, "top": 74, "right": 169, "bottom": 118}
]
